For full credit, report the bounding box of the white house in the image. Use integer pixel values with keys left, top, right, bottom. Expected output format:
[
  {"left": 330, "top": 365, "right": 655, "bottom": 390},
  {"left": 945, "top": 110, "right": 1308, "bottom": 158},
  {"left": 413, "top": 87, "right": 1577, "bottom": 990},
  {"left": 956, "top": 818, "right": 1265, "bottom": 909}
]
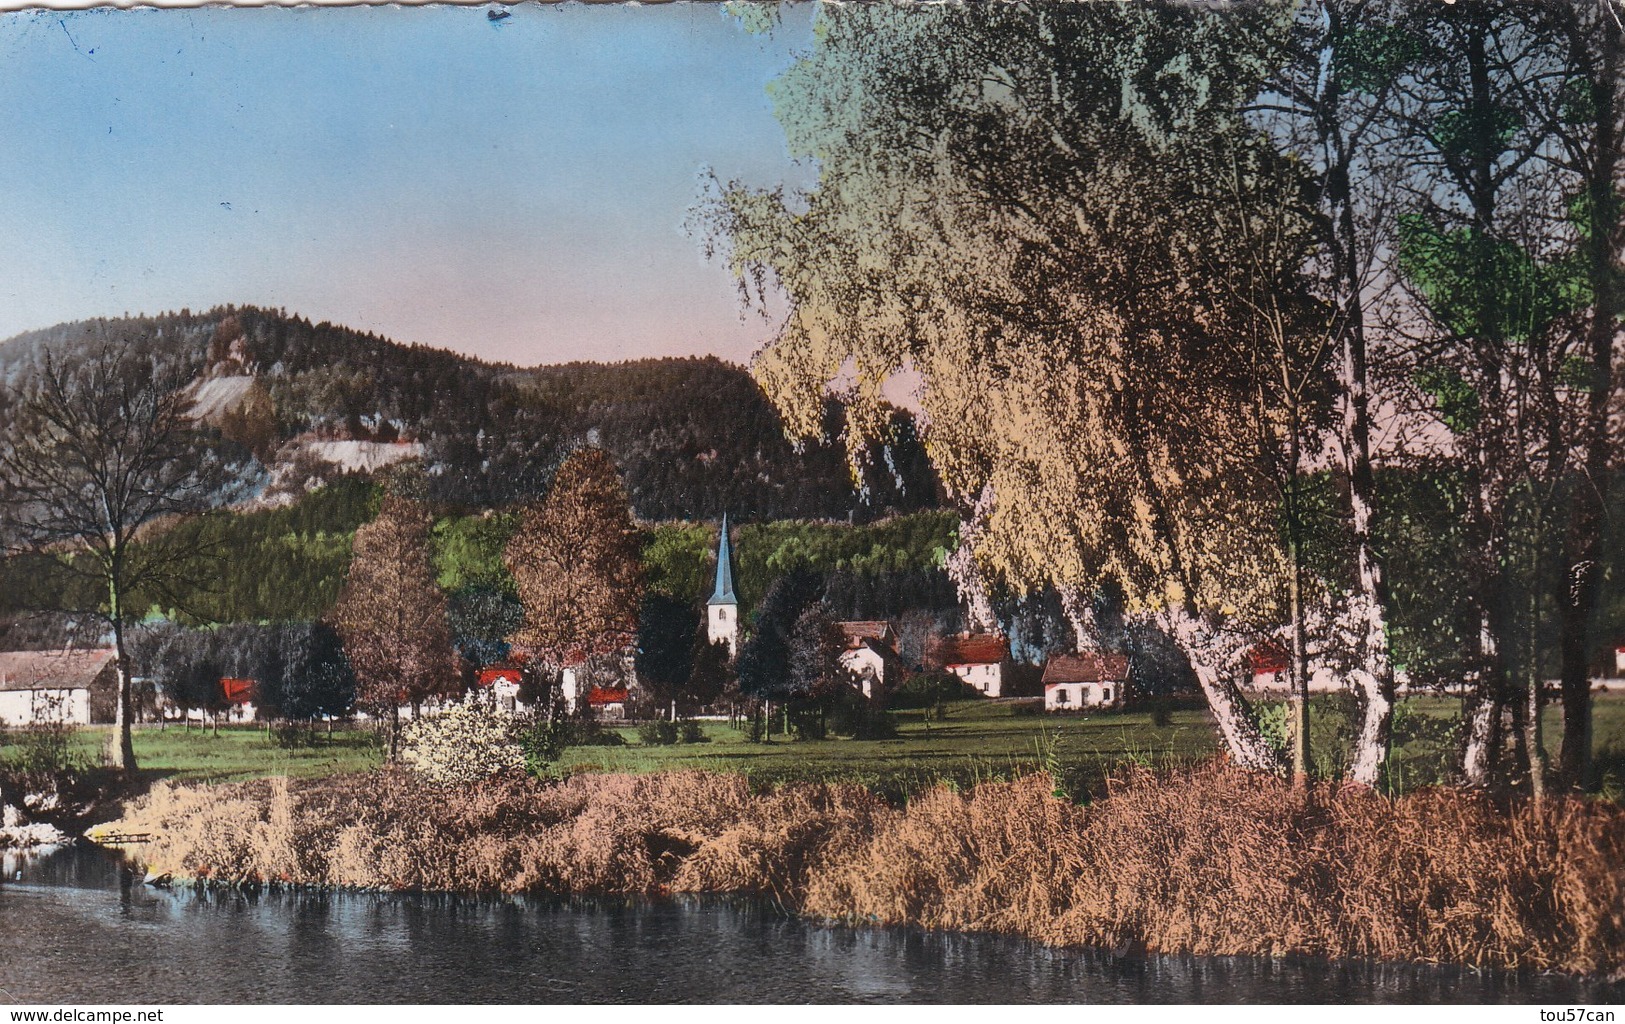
[
  {"left": 0, "top": 649, "right": 117, "bottom": 727},
  {"left": 1616, "top": 643, "right": 1625, "bottom": 676},
  {"left": 1043, "top": 651, "right": 1129, "bottom": 711},
  {"left": 586, "top": 686, "right": 629, "bottom": 720},
  {"left": 836, "top": 621, "right": 898, "bottom": 699},
  {"left": 929, "top": 634, "right": 1009, "bottom": 698}
]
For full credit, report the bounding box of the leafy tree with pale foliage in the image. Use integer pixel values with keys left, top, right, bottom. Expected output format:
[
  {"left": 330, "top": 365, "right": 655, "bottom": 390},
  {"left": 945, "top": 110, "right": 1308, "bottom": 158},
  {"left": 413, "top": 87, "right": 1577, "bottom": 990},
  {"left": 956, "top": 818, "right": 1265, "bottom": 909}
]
[
  {"left": 707, "top": 2, "right": 1320, "bottom": 773},
  {"left": 504, "top": 448, "right": 645, "bottom": 672},
  {"left": 332, "top": 495, "right": 458, "bottom": 756}
]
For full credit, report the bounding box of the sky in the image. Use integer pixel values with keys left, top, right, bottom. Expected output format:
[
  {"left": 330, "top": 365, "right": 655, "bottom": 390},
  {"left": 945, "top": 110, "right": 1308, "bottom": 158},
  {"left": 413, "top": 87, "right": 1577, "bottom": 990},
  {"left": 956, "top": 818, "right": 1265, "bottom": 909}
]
[{"left": 0, "top": 3, "right": 816, "bottom": 367}]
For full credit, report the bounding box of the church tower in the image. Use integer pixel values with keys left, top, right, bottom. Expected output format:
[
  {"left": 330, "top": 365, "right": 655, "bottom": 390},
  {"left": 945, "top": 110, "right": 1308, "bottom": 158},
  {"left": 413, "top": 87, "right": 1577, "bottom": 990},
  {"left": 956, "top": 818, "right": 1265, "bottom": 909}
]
[{"left": 707, "top": 514, "right": 738, "bottom": 655}]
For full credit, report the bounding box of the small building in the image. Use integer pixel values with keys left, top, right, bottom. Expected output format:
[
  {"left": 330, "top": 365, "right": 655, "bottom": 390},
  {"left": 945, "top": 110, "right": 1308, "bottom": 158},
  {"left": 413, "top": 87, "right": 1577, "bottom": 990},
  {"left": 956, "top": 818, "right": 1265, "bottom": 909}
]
[
  {"left": 1241, "top": 643, "right": 1342, "bottom": 694},
  {"left": 0, "top": 649, "right": 118, "bottom": 727},
  {"left": 837, "top": 621, "right": 898, "bottom": 699},
  {"left": 476, "top": 664, "right": 525, "bottom": 712},
  {"left": 220, "top": 677, "right": 259, "bottom": 723},
  {"left": 929, "top": 633, "right": 1009, "bottom": 698},
  {"left": 587, "top": 686, "right": 629, "bottom": 720},
  {"left": 1043, "top": 651, "right": 1129, "bottom": 711},
  {"left": 1616, "top": 643, "right": 1625, "bottom": 676}
]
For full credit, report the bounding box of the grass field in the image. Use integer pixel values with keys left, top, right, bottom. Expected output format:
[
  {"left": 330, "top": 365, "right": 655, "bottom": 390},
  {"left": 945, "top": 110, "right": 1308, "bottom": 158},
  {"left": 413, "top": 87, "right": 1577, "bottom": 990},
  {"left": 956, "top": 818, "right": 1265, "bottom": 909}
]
[
  {"left": 7, "top": 693, "right": 1623, "bottom": 798},
  {"left": 557, "top": 700, "right": 1218, "bottom": 796}
]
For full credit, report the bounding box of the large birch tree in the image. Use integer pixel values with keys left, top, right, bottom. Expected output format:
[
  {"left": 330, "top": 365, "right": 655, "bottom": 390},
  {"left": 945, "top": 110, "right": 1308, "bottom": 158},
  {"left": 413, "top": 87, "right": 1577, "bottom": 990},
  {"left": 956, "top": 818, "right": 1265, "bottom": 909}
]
[{"left": 706, "top": 2, "right": 1320, "bottom": 774}]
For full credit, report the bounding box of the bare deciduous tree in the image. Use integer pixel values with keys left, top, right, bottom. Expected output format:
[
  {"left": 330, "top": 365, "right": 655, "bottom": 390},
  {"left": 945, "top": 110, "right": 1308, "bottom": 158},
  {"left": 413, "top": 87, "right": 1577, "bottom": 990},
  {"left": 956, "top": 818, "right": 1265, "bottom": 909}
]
[{"left": 0, "top": 345, "right": 246, "bottom": 772}]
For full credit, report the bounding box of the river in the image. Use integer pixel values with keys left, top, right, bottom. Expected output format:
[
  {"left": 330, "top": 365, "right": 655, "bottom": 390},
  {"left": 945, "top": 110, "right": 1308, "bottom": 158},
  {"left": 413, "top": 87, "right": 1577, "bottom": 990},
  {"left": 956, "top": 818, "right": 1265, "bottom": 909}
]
[{"left": 2, "top": 845, "right": 1618, "bottom": 1004}]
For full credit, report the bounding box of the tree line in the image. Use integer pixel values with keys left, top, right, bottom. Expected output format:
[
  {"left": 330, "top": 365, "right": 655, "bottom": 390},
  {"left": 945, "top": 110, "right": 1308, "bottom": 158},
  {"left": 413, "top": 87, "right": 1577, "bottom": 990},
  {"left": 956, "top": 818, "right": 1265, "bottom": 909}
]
[{"left": 0, "top": 306, "right": 941, "bottom": 522}]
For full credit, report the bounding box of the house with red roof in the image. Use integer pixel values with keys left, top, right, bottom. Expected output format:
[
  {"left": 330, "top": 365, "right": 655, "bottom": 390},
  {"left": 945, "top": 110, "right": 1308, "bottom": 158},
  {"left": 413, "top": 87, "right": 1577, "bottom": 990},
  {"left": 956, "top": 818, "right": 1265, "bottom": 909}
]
[
  {"left": 1247, "top": 643, "right": 1289, "bottom": 690},
  {"left": 1240, "top": 643, "right": 1342, "bottom": 694},
  {"left": 928, "top": 633, "right": 1010, "bottom": 698},
  {"left": 476, "top": 663, "right": 526, "bottom": 712},
  {"left": 587, "top": 686, "right": 629, "bottom": 720},
  {"left": 219, "top": 677, "right": 259, "bottom": 723},
  {"left": 1042, "top": 651, "right": 1129, "bottom": 711}
]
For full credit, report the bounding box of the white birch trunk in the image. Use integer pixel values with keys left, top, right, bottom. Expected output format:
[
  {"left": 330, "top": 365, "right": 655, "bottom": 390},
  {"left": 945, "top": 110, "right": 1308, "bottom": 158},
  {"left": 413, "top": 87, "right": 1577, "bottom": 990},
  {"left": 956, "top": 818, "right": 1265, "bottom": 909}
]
[
  {"left": 1460, "top": 621, "right": 1498, "bottom": 785},
  {"left": 1344, "top": 587, "right": 1394, "bottom": 787},
  {"left": 1337, "top": 329, "right": 1397, "bottom": 787},
  {"left": 1159, "top": 607, "right": 1285, "bottom": 777},
  {"left": 946, "top": 483, "right": 998, "bottom": 632},
  {"left": 1058, "top": 588, "right": 1097, "bottom": 652},
  {"left": 1459, "top": 700, "right": 1498, "bottom": 786}
]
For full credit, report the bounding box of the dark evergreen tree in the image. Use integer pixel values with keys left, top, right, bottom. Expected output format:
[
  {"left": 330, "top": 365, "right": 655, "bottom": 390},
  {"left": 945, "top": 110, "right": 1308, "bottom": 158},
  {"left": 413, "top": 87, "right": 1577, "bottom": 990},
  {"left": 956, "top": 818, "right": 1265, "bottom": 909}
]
[
  {"left": 735, "top": 570, "right": 824, "bottom": 700},
  {"left": 634, "top": 593, "right": 698, "bottom": 710}
]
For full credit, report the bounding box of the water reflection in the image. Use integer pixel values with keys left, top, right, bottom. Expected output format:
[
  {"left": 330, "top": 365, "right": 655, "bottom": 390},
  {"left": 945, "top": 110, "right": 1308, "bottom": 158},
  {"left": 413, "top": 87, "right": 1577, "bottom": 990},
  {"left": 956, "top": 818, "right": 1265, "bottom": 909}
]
[{"left": 2, "top": 845, "right": 1619, "bottom": 1004}]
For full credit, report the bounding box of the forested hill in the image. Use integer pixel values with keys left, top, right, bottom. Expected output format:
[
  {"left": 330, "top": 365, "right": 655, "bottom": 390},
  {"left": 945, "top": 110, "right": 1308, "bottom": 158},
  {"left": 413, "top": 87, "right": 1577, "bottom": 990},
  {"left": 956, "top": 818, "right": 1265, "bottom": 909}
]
[{"left": 0, "top": 306, "right": 940, "bottom": 521}]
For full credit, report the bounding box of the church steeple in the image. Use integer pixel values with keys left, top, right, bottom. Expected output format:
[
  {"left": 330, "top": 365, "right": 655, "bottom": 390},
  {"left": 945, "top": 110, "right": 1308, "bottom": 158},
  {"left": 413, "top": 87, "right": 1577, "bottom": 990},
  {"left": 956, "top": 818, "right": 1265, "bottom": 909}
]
[
  {"left": 707, "top": 514, "right": 738, "bottom": 654},
  {"left": 709, "top": 513, "right": 737, "bottom": 606}
]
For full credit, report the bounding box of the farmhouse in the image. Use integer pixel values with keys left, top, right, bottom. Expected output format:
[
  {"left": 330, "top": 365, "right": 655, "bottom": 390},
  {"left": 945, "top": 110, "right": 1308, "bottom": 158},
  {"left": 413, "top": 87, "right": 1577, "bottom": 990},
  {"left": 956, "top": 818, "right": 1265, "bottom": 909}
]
[
  {"left": 837, "top": 621, "right": 898, "bottom": 699},
  {"left": 1043, "top": 651, "right": 1129, "bottom": 711},
  {"left": 930, "top": 633, "right": 1009, "bottom": 698},
  {"left": 0, "top": 649, "right": 117, "bottom": 727}
]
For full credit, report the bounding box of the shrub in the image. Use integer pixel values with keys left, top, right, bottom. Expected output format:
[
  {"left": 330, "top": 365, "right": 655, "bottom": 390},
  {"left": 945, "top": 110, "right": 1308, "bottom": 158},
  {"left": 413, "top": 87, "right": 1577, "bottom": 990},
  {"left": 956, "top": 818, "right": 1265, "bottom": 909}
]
[
  {"left": 0, "top": 709, "right": 91, "bottom": 799},
  {"left": 638, "top": 720, "right": 679, "bottom": 746},
  {"left": 678, "top": 719, "right": 707, "bottom": 744},
  {"left": 567, "top": 720, "right": 627, "bottom": 747},
  {"left": 270, "top": 722, "right": 317, "bottom": 748},
  {"left": 825, "top": 690, "right": 897, "bottom": 739},
  {"left": 889, "top": 671, "right": 977, "bottom": 710},
  {"left": 1255, "top": 700, "right": 1289, "bottom": 760},
  {"left": 514, "top": 709, "right": 571, "bottom": 778},
  {"left": 853, "top": 708, "right": 898, "bottom": 740},
  {"left": 787, "top": 702, "right": 827, "bottom": 741},
  {"left": 1150, "top": 700, "right": 1173, "bottom": 728},
  {"left": 400, "top": 700, "right": 525, "bottom": 785}
]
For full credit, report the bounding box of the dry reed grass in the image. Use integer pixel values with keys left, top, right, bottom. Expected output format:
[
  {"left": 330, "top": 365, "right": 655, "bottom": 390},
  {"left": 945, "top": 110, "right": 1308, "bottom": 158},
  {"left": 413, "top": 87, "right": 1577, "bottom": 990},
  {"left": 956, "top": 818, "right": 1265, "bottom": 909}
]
[{"left": 99, "top": 763, "right": 1624, "bottom": 975}]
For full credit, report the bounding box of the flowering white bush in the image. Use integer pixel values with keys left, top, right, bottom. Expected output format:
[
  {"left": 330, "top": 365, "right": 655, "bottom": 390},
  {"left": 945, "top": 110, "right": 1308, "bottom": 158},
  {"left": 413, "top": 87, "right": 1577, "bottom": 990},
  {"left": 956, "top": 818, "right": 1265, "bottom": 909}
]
[{"left": 399, "top": 699, "right": 525, "bottom": 786}]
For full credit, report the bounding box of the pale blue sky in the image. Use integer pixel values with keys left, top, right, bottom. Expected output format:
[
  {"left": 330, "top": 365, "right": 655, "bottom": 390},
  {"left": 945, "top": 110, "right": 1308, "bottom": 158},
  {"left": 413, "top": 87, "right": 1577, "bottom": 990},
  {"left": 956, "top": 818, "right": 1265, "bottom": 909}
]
[{"left": 0, "top": 3, "right": 814, "bottom": 365}]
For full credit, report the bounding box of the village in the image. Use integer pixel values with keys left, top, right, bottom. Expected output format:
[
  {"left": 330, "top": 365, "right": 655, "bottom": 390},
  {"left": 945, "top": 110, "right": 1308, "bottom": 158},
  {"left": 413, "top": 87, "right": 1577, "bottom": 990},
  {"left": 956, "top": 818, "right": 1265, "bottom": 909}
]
[
  {"left": 2, "top": 0, "right": 1625, "bottom": 1002},
  {"left": 4, "top": 510, "right": 1624, "bottom": 790}
]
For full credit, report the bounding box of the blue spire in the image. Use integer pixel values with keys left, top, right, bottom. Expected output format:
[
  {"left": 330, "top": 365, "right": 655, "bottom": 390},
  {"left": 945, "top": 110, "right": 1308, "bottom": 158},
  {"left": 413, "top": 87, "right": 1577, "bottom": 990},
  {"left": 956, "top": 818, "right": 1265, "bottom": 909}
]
[{"left": 709, "top": 513, "right": 737, "bottom": 606}]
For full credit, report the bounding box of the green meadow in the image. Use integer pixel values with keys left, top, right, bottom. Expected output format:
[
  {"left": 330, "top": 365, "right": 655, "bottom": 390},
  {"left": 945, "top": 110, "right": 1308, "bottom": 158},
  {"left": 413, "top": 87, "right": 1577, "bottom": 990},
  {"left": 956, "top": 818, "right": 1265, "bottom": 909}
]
[{"left": 9, "top": 694, "right": 1622, "bottom": 799}]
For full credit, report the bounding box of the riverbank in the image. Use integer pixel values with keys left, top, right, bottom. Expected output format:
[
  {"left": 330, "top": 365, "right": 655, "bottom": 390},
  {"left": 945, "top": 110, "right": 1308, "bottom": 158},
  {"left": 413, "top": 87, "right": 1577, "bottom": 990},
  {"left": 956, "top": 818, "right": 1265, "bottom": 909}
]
[{"left": 91, "top": 763, "right": 1625, "bottom": 976}]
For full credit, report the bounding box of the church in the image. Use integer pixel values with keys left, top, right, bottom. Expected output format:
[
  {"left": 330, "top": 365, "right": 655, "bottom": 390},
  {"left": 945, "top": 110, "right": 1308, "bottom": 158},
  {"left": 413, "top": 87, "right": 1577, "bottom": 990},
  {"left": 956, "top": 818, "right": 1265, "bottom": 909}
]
[{"left": 707, "top": 514, "right": 739, "bottom": 656}]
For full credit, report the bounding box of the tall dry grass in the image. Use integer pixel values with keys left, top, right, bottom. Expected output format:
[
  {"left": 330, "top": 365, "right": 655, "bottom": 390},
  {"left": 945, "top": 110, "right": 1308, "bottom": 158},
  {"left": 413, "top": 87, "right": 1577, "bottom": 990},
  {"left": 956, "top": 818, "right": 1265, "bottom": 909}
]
[{"left": 99, "top": 764, "right": 1625, "bottom": 975}]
